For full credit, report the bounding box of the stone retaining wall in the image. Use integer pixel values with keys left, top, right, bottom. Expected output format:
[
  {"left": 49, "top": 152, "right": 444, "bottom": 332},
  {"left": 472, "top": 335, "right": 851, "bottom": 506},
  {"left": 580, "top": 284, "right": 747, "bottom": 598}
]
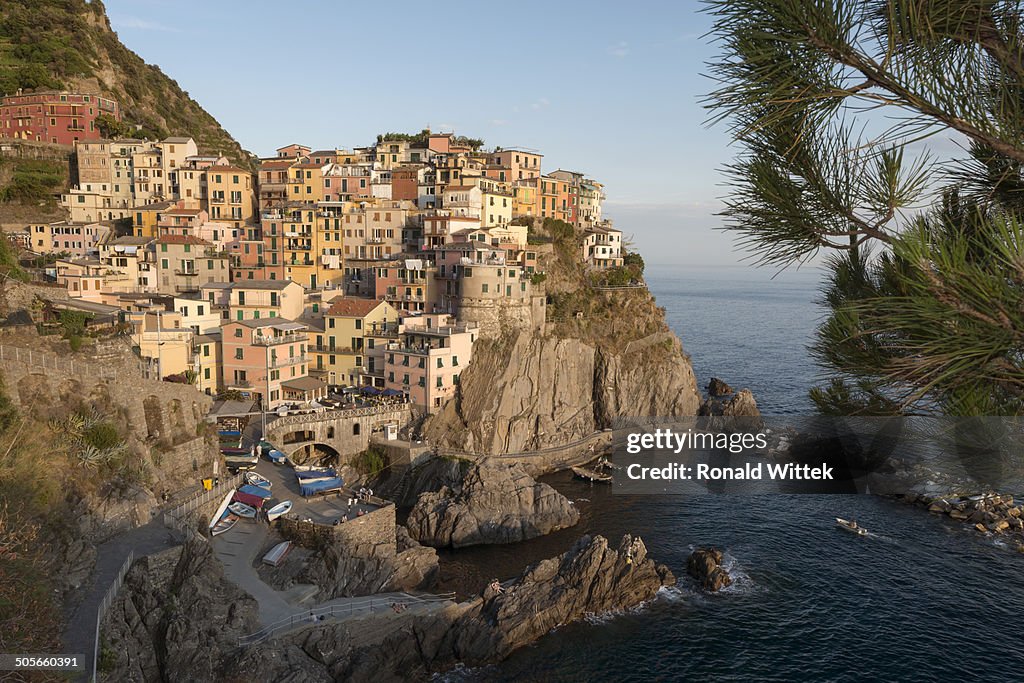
[{"left": 279, "top": 502, "right": 396, "bottom": 555}]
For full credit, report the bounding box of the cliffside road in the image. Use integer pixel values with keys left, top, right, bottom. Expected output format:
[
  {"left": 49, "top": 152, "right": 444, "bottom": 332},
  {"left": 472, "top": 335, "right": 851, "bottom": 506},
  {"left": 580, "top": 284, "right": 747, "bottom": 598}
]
[
  {"left": 62, "top": 517, "right": 176, "bottom": 682},
  {"left": 212, "top": 522, "right": 295, "bottom": 625}
]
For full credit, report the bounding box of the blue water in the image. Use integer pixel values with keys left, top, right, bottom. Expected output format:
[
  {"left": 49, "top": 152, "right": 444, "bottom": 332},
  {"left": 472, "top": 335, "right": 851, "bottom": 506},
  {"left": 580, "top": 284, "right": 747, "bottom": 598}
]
[{"left": 437, "top": 264, "right": 1024, "bottom": 681}]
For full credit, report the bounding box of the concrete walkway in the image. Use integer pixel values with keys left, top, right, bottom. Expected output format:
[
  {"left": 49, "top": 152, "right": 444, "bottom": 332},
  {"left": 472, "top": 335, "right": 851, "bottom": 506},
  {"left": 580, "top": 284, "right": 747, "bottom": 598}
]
[{"left": 62, "top": 516, "right": 177, "bottom": 683}]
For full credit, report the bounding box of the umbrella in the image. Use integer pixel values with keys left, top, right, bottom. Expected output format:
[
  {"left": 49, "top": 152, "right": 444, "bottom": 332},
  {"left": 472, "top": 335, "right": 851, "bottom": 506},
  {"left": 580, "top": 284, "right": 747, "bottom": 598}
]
[
  {"left": 360, "top": 386, "right": 380, "bottom": 395},
  {"left": 381, "top": 388, "right": 403, "bottom": 397}
]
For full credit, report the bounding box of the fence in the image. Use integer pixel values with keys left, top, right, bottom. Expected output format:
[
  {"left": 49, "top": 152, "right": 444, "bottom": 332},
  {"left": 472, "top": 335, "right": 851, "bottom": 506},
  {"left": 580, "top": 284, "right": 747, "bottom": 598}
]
[
  {"left": 92, "top": 551, "right": 134, "bottom": 682},
  {"left": 162, "top": 473, "right": 243, "bottom": 536},
  {"left": 236, "top": 592, "right": 457, "bottom": 647},
  {"left": 268, "top": 401, "right": 410, "bottom": 430}
]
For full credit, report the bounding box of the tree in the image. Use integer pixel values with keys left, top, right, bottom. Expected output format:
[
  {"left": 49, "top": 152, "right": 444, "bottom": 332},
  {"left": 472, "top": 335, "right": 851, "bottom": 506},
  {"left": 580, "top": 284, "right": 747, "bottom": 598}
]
[{"left": 706, "top": 0, "right": 1024, "bottom": 416}]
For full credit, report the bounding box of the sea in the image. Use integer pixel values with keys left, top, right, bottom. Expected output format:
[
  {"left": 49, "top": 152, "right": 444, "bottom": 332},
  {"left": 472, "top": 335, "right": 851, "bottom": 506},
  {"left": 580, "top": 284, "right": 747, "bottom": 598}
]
[{"left": 438, "top": 264, "right": 1024, "bottom": 681}]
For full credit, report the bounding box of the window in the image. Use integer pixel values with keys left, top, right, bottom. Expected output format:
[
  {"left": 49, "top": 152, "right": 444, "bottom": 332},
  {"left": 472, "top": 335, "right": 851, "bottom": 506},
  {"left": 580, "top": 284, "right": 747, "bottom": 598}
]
[
  {"left": 355, "top": 319, "right": 362, "bottom": 330},
  {"left": 437, "top": 358, "right": 443, "bottom": 368},
  {"left": 482, "top": 283, "right": 488, "bottom": 294},
  {"left": 436, "top": 376, "right": 443, "bottom": 388},
  {"left": 234, "top": 348, "right": 243, "bottom": 359},
  {"left": 234, "top": 328, "right": 243, "bottom": 337},
  {"left": 452, "top": 356, "right": 459, "bottom": 366}
]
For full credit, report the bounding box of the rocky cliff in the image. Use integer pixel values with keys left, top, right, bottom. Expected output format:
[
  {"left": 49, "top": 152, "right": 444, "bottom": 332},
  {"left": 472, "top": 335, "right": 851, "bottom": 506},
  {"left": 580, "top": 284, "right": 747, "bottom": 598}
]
[
  {"left": 426, "top": 328, "right": 699, "bottom": 454},
  {"left": 406, "top": 458, "right": 580, "bottom": 547},
  {"left": 100, "top": 539, "right": 259, "bottom": 682},
  {"left": 228, "top": 533, "right": 674, "bottom": 681}
]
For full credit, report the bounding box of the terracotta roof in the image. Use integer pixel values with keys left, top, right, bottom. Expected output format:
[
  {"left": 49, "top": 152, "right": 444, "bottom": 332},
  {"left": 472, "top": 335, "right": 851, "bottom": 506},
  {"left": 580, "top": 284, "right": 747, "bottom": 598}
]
[
  {"left": 208, "top": 165, "right": 250, "bottom": 174},
  {"left": 165, "top": 208, "right": 202, "bottom": 216},
  {"left": 230, "top": 279, "right": 294, "bottom": 291},
  {"left": 326, "top": 297, "right": 386, "bottom": 318},
  {"left": 156, "top": 235, "right": 212, "bottom": 245},
  {"left": 261, "top": 160, "right": 293, "bottom": 169}
]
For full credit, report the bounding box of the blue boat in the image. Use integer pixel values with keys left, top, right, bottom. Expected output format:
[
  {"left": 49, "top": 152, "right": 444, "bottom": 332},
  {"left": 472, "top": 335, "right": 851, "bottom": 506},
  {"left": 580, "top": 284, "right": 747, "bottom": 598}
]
[
  {"left": 300, "top": 476, "right": 344, "bottom": 497},
  {"left": 294, "top": 467, "right": 337, "bottom": 481},
  {"left": 239, "top": 484, "right": 273, "bottom": 499},
  {"left": 267, "top": 449, "right": 287, "bottom": 465}
]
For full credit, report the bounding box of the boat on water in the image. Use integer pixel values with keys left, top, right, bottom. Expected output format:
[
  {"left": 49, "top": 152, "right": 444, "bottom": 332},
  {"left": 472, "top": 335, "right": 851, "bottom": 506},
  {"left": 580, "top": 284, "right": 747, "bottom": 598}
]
[
  {"left": 266, "top": 500, "right": 293, "bottom": 522},
  {"left": 836, "top": 517, "right": 867, "bottom": 536},
  {"left": 245, "top": 471, "right": 272, "bottom": 489},
  {"left": 572, "top": 466, "right": 613, "bottom": 483},
  {"left": 228, "top": 502, "right": 258, "bottom": 519},
  {"left": 597, "top": 457, "right": 621, "bottom": 471},
  {"left": 262, "top": 540, "right": 293, "bottom": 567},
  {"left": 211, "top": 512, "right": 239, "bottom": 536}
]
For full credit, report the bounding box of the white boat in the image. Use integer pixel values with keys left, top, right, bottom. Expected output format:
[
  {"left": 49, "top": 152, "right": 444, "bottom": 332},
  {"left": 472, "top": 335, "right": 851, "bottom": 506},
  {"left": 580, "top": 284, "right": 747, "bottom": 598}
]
[
  {"left": 211, "top": 512, "right": 238, "bottom": 536},
  {"left": 836, "top": 517, "right": 867, "bottom": 536},
  {"left": 228, "top": 502, "right": 257, "bottom": 519},
  {"left": 265, "top": 500, "right": 293, "bottom": 522},
  {"left": 209, "top": 488, "right": 236, "bottom": 530},
  {"left": 262, "top": 540, "right": 293, "bottom": 567},
  {"left": 245, "top": 471, "right": 272, "bottom": 489}
]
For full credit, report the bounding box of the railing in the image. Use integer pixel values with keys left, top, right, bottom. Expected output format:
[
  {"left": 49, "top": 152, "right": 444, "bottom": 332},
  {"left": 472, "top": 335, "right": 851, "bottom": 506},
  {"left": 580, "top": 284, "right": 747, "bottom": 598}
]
[
  {"left": 268, "top": 354, "right": 309, "bottom": 369},
  {"left": 163, "top": 472, "right": 244, "bottom": 534},
  {"left": 92, "top": 551, "right": 134, "bottom": 682},
  {"left": 236, "top": 592, "right": 457, "bottom": 647},
  {"left": 268, "top": 402, "right": 409, "bottom": 429},
  {"left": 253, "top": 332, "right": 308, "bottom": 346}
]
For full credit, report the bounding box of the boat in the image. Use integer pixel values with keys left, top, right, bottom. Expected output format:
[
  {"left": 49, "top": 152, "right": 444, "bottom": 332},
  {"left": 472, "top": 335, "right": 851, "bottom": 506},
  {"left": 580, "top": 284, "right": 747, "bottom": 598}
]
[
  {"left": 262, "top": 540, "right": 293, "bottom": 567},
  {"left": 239, "top": 483, "right": 273, "bottom": 499},
  {"left": 300, "top": 476, "right": 344, "bottom": 497},
  {"left": 228, "top": 502, "right": 258, "bottom": 519},
  {"left": 597, "top": 457, "right": 621, "bottom": 471},
  {"left": 836, "top": 517, "right": 867, "bottom": 536},
  {"left": 266, "top": 449, "right": 287, "bottom": 465},
  {"left": 572, "top": 466, "right": 613, "bottom": 484},
  {"left": 266, "top": 500, "right": 293, "bottom": 522},
  {"left": 245, "top": 471, "right": 272, "bottom": 489},
  {"left": 211, "top": 512, "right": 239, "bottom": 536},
  {"left": 209, "top": 489, "right": 236, "bottom": 530}
]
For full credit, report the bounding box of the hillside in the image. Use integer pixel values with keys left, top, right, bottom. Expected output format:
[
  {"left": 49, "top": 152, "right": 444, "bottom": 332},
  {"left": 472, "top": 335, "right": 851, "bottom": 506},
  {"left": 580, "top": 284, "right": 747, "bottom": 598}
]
[{"left": 0, "top": 0, "right": 251, "bottom": 165}]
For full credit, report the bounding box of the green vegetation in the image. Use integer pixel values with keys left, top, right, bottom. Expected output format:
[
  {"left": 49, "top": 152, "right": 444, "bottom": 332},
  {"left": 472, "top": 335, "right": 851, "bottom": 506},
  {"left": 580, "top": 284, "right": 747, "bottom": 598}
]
[
  {"left": 376, "top": 129, "right": 484, "bottom": 150},
  {"left": 0, "top": 0, "right": 251, "bottom": 165},
  {"left": 0, "top": 157, "right": 65, "bottom": 204},
  {"left": 0, "top": 233, "right": 29, "bottom": 283},
  {"left": 530, "top": 272, "right": 547, "bottom": 286},
  {"left": 706, "top": 0, "right": 1024, "bottom": 416},
  {"left": 351, "top": 446, "right": 388, "bottom": 476}
]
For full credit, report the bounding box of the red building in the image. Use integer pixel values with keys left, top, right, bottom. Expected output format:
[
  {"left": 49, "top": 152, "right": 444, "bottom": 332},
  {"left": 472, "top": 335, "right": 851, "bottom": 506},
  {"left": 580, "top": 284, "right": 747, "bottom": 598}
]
[{"left": 0, "top": 90, "right": 120, "bottom": 145}]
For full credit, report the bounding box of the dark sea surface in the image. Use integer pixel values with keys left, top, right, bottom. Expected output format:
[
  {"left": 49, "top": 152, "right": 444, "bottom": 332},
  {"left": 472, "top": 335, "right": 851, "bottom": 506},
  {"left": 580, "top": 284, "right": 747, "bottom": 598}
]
[{"left": 438, "top": 264, "right": 1024, "bottom": 682}]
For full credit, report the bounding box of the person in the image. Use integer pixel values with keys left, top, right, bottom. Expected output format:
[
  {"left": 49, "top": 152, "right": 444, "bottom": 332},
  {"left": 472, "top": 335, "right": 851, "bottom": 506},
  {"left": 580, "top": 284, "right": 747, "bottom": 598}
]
[{"left": 490, "top": 578, "right": 504, "bottom": 594}]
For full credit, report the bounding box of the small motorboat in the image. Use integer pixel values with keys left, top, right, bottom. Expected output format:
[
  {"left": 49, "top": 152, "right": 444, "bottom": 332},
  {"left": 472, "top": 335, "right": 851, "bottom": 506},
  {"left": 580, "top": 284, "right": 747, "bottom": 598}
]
[
  {"left": 245, "top": 471, "right": 272, "bottom": 489},
  {"left": 228, "top": 502, "right": 257, "bottom": 519},
  {"left": 572, "top": 466, "right": 613, "bottom": 484},
  {"left": 262, "top": 540, "right": 293, "bottom": 567},
  {"left": 836, "top": 517, "right": 867, "bottom": 536},
  {"left": 266, "top": 449, "right": 287, "bottom": 465},
  {"left": 265, "top": 500, "right": 293, "bottom": 522},
  {"left": 211, "top": 512, "right": 239, "bottom": 536}
]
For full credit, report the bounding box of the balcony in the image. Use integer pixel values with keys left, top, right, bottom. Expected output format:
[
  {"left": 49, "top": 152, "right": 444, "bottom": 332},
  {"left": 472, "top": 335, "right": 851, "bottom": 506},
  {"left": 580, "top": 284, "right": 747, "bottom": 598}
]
[
  {"left": 211, "top": 196, "right": 226, "bottom": 204},
  {"left": 252, "top": 331, "right": 308, "bottom": 346},
  {"left": 229, "top": 379, "right": 254, "bottom": 389},
  {"left": 174, "top": 269, "right": 199, "bottom": 276},
  {"left": 269, "top": 354, "right": 308, "bottom": 369}
]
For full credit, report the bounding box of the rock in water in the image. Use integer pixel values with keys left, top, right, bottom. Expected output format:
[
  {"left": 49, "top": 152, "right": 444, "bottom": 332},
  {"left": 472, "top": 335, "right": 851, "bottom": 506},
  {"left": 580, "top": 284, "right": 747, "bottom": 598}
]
[
  {"left": 707, "top": 377, "right": 734, "bottom": 397},
  {"left": 229, "top": 534, "right": 675, "bottom": 681},
  {"left": 406, "top": 458, "right": 580, "bottom": 547},
  {"left": 699, "top": 387, "right": 761, "bottom": 418},
  {"left": 687, "top": 546, "right": 733, "bottom": 592}
]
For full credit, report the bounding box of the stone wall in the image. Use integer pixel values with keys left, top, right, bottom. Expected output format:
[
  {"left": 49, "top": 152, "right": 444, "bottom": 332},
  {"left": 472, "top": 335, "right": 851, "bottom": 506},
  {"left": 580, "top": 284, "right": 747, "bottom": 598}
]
[
  {"left": 457, "top": 294, "right": 546, "bottom": 339},
  {"left": 279, "top": 503, "right": 397, "bottom": 555}
]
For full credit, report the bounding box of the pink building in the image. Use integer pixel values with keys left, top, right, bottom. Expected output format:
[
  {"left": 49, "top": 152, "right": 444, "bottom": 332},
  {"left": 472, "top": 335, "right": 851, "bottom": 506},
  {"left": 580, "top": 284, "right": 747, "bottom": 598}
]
[
  {"left": 221, "top": 318, "right": 321, "bottom": 410},
  {"left": 384, "top": 314, "right": 478, "bottom": 412}
]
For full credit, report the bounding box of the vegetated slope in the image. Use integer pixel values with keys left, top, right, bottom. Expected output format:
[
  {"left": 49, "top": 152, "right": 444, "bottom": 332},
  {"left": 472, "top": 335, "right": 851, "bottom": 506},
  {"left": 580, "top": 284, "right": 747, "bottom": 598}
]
[{"left": 0, "top": 0, "right": 251, "bottom": 165}]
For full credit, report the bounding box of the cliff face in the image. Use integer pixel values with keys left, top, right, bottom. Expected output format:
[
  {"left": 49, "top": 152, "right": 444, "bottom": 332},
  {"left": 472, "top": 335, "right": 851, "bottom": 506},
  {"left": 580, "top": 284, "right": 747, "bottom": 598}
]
[{"left": 425, "top": 327, "right": 700, "bottom": 454}]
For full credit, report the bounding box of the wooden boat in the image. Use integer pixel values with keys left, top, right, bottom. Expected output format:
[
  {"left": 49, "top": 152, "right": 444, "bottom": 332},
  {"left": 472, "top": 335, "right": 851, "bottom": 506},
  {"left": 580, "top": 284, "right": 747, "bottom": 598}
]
[
  {"left": 597, "top": 457, "right": 621, "bottom": 471},
  {"left": 228, "top": 502, "right": 257, "bottom": 519},
  {"left": 266, "top": 500, "right": 293, "bottom": 522},
  {"left": 209, "top": 488, "right": 235, "bottom": 530},
  {"left": 572, "top": 466, "right": 613, "bottom": 484},
  {"left": 211, "top": 512, "right": 239, "bottom": 536},
  {"left": 262, "top": 541, "right": 293, "bottom": 567},
  {"left": 836, "top": 517, "right": 867, "bottom": 536},
  {"left": 245, "top": 471, "right": 272, "bottom": 489}
]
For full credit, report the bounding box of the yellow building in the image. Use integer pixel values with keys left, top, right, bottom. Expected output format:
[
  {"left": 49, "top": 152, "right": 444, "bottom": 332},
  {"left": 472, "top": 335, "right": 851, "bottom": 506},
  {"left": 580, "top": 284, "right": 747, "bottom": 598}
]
[
  {"left": 132, "top": 199, "right": 177, "bottom": 238},
  {"left": 316, "top": 297, "right": 399, "bottom": 386},
  {"left": 206, "top": 165, "right": 256, "bottom": 230},
  {"left": 282, "top": 205, "right": 321, "bottom": 289},
  {"left": 512, "top": 181, "right": 538, "bottom": 219}
]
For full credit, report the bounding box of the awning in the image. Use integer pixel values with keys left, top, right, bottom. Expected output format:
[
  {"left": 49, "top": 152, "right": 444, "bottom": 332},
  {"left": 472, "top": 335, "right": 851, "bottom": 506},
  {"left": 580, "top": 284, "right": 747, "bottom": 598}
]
[
  {"left": 360, "top": 386, "right": 380, "bottom": 395},
  {"left": 381, "top": 388, "right": 403, "bottom": 397}
]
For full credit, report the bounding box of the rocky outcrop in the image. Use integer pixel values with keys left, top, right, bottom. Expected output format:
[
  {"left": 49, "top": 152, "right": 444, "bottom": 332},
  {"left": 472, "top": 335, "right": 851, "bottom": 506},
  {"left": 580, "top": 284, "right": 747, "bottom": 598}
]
[
  {"left": 707, "top": 377, "right": 734, "bottom": 397},
  {"left": 230, "top": 534, "right": 674, "bottom": 681},
  {"left": 687, "top": 547, "right": 732, "bottom": 592},
  {"left": 425, "top": 330, "right": 700, "bottom": 454},
  {"left": 699, "top": 384, "right": 761, "bottom": 418},
  {"left": 298, "top": 526, "right": 439, "bottom": 598},
  {"left": 406, "top": 459, "right": 580, "bottom": 547},
  {"left": 903, "top": 492, "right": 1024, "bottom": 548},
  {"left": 100, "top": 539, "right": 258, "bottom": 683}
]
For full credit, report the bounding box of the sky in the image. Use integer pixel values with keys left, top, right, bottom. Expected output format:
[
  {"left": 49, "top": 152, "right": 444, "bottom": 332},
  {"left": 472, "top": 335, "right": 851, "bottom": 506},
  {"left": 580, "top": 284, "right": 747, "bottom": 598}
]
[{"left": 102, "top": 0, "right": 751, "bottom": 267}]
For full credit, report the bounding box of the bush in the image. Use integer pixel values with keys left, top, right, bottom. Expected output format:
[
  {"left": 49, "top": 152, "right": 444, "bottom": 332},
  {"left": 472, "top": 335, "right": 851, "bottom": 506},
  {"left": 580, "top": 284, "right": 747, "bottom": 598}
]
[
  {"left": 530, "top": 272, "right": 547, "bottom": 286},
  {"left": 84, "top": 421, "right": 121, "bottom": 451},
  {"left": 351, "top": 447, "right": 387, "bottom": 476},
  {"left": 68, "top": 335, "right": 83, "bottom": 352}
]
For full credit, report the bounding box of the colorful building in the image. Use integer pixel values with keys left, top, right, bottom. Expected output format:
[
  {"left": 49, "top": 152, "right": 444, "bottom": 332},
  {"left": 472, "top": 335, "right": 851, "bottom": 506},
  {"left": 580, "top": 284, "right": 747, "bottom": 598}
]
[{"left": 0, "top": 90, "right": 119, "bottom": 145}]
